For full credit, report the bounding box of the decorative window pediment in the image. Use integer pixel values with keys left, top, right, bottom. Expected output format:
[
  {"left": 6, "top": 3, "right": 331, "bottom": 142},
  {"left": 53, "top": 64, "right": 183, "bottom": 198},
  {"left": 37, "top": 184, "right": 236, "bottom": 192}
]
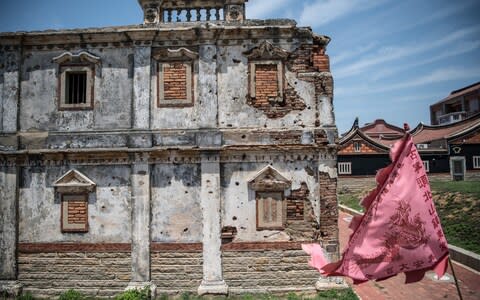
[
  {"left": 153, "top": 47, "right": 198, "bottom": 61},
  {"left": 249, "top": 166, "right": 291, "bottom": 231},
  {"left": 52, "top": 51, "right": 101, "bottom": 65},
  {"left": 248, "top": 166, "right": 291, "bottom": 191},
  {"left": 53, "top": 169, "right": 96, "bottom": 194},
  {"left": 243, "top": 41, "right": 290, "bottom": 61}
]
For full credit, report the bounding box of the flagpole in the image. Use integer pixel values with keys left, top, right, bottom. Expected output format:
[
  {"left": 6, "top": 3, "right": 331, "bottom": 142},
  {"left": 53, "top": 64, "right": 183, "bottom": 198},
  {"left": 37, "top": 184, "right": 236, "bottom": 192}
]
[{"left": 448, "top": 257, "right": 463, "bottom": 300}]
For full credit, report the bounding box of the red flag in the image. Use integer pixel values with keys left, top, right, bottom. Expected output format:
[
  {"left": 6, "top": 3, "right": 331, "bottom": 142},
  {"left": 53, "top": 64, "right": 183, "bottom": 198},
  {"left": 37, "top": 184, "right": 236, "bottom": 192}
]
[{"left": 303, "top": 133, "right": 449, "bottom": 284}]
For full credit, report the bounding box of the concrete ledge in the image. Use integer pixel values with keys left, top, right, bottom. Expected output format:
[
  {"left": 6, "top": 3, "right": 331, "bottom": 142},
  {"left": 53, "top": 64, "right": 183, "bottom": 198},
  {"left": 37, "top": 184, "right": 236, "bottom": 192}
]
[
  {"left": 338, "top": 204, "right": 363, "bottom": 216},
  {"left": 448, "top": 244, "right": 480, "bottom": 272}
]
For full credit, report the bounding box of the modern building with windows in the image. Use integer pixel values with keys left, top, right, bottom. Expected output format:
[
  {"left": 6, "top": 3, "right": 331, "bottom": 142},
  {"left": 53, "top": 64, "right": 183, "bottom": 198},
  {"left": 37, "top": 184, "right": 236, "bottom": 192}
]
[
  {"left": 0, "top": 0, "right": 340, "bottom": 297},
  {"left": 430, "top": 81, "right": 480, "bottom": 125}
]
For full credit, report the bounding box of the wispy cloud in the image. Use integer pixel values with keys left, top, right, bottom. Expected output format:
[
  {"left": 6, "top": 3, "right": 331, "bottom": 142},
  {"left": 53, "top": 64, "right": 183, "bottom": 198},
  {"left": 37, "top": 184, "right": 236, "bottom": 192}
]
[
  {"left": 331, "top": 42, "right": 378, "bottom": 65},
  {"left": 371, "top": 40, "right": 480, "bottom": 81},
  {"left": 299, "top": 0, "right": 389, "bottom": 27},
  {"left": 337, "top": 66, "right": 480, "bottom": 97},
  {"left": 394, "top": 0, "right": 478, "bottom": 34},
  {"left": 247, "top": 0, "right": 294, "bottom": 19},
  {"left": 334, "top": 24, "right": 480, "bottom": 79}
]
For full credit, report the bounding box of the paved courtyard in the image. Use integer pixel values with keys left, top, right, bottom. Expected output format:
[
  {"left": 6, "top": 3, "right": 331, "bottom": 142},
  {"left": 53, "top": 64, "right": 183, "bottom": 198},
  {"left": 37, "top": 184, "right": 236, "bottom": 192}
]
[{"left": 338, "top": 211, "right": 480, "bottom": 300}]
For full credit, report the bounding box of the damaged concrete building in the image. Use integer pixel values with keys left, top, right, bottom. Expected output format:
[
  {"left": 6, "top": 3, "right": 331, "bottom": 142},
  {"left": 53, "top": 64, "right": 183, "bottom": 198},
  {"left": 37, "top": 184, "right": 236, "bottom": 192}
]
[{"left": 0, "top": 0, "right": 339, "bottom": 297}]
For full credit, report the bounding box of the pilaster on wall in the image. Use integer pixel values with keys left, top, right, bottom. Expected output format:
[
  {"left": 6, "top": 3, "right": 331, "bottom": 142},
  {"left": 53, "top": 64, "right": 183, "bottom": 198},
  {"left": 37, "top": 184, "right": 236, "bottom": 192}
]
[
  {"left": 198, "top": 152, "right": 228, "bottom": 295},
  {"left": 1, "top": 50, "right": 20, "bottom": 133},
  {"left": 129, "top": 153, "right": 155, "bottom": 292},
  {"left": 133, "top": 46, "right": 151, "bottom": 130},
  {"left": 197, "top": 45, "right": 218, "bottom": 128},
  {"left": 0, "top": 163, "right": 22, "bottom": 296}
]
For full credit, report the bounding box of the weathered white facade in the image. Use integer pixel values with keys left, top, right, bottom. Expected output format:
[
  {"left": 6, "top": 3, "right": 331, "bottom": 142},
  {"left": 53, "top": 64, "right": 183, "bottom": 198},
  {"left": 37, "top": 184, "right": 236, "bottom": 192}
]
[{"left": 0, "top": 0, "right": 340, "bottom": 297}]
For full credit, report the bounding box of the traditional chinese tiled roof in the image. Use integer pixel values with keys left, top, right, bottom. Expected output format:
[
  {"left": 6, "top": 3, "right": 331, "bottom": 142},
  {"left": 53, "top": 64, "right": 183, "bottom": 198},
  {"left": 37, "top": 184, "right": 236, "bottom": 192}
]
[{"left": 340, "top": 113, "right": 480, "bottom": 154}]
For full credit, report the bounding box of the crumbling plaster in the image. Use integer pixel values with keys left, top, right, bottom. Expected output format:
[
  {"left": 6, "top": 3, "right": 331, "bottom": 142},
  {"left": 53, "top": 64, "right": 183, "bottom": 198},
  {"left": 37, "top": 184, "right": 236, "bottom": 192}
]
[
  {"left": 151, "top": 163, "right": 202, "bottom": 242},
  {"left": 217, "top": 43, "right": 317, "bottom": 129},
  {"left": 19, "top": 48, "right": 132, "bottom": 132},
  {"left": 221, "top": 160, "right": 320, "bottom": 242},
  {"left": 18, "top": 165, "right": 131, "bottom": 243}
]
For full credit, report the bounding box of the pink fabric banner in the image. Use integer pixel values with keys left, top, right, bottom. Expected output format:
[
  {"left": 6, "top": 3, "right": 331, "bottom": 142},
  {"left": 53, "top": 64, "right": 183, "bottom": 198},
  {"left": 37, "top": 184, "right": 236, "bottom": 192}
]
[{"left": 303, "top": 134, "right": 449, "bottom": 284}]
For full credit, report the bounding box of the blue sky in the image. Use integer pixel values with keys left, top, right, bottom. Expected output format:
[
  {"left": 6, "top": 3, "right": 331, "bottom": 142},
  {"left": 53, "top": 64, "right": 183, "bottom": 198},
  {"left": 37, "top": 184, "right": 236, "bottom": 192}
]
[{"left": 0, "top": 0, "right": 479, "bottom": 133}]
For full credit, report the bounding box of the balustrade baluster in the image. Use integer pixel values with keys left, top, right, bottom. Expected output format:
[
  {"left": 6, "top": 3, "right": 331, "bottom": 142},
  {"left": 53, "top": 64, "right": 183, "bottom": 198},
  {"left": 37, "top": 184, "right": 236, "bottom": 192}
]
[
  {"left": 216, "top": 8, "right": 221, "bottom": 20},
  {"left": 186, "top": 8, "right": 192, "bottom": 21},
  {"left": 206, "top": 8, "right": 211, "bottom": 21},
  {"left": 176, "top": 9, "right": 181, "bottom": 22},
  {"left": 167, "top": 9, "right": 172, "bottom": 22},
  {"left": 196, "top": 8, "right": 201, "bottom": 21}
]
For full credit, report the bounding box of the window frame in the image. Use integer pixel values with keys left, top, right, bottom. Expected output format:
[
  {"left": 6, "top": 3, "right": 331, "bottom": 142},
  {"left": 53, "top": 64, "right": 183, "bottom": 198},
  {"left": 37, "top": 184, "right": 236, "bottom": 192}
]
[
  {"left": 256, "top": 191, "right": 286, "bottom": 231},
  {"left": 157, "top": 61, "right": 195, "bottom": 107},
  {"left": 249, "top": 60, "right": 284, "bottom": 103},
  {"left": 61, "top": 193, "right": 89, "bottom": 233},
  {"left": 353, "top": 141, "right": 361, "bottom": 152},
  {"left": 338, "top": 162, "right": 352, "bottom": 175},
  {"left": 57, "top": 64, "right": 95, "bottom": 110},
  {"left": 473, "top": 156, "right": 480, "bottom": 169}
]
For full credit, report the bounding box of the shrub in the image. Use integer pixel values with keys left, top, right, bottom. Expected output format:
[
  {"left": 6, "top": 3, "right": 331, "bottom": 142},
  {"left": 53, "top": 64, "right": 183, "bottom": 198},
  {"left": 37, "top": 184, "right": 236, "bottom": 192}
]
[
  {"left": 58, "top": 290, "right": 85, "bottom": 300},
  {"left": 114, "top": 287, "right": 150, "bottom": 300}
]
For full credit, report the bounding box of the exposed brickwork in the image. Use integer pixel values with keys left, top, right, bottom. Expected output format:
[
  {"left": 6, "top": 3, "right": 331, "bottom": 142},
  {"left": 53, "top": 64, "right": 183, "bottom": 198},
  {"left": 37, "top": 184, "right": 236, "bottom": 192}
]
[
  {"left": 150, "top": 242, "right": 202, "bottom": 252},
  {"left": 222, "top": 249, "right": 319, "bottom": 290},
  {"left": 18, "top": 243, "right": 131, "bottom": 253},
  {"left": 151, "top": 250, "right": 203, "bottom": 292},
  {"left": 221, "top": 242, "right": 305, "bottom": 251},
  {"left": 286, "top": 182, "right": 320, "bottom": 240},
  {"left": 18, "top": 252, "right": 131, "bottom": 298},
  {"left": 255, "top": 64, "right": 280, "bottom": 106},
  {"left": 312, "top": 46, "right": 330, "bottom": 72},
  {"left": 163, "top": 63, "right": 188, "bottom": 100},
  {"left": 67, "top": 201, "right": 87, "bottom": 224},
  {"left": 319, "top": 173, "right": 339, "bottom": 258},
  {"left": 247, "top": 60, "right": 307, "bottom": 118}
]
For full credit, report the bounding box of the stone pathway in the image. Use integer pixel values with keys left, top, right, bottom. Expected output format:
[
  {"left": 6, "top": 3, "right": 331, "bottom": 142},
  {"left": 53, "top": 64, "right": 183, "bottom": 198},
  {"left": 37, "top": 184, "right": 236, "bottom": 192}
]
[{"left": 338, "top": 211, "right": 480, "bottom": 300}]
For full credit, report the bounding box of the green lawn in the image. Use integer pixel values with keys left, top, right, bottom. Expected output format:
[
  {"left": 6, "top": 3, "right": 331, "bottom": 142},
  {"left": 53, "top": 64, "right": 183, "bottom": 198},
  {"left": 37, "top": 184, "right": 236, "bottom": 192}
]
[{"left": 338, "top": 180, "right": 480, "bottom": 254}]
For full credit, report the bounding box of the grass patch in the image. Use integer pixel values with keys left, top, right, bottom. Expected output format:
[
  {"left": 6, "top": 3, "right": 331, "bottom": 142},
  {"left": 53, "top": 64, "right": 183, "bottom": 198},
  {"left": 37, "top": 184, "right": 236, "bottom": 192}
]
[
  {"left": 338, "top": 194, "right": 363, "bottom": 212},
  {"left": 430, "top": 181, "right": 480, "bottom": 254},
  {"left": 430, "top": 180, "right": 480, "bottom": 198}
]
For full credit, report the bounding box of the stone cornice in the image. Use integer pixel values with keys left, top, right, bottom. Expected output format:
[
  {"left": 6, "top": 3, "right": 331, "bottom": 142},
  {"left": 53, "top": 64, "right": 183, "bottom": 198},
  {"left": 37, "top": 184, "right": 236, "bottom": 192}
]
[
  {"left": 0, "top": 24, "right": 313, "bottom": 49},
  {"left": 0, "top": 147, "right": 335, "bottom": 167}
]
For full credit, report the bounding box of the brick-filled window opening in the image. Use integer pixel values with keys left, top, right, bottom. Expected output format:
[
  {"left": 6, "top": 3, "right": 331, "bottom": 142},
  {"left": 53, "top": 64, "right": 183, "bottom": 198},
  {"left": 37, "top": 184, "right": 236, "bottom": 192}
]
[
  {"left": 256, "top": 192, "right": 285, "bottom": 230},
  {"left": 158, "top": 62, "right": 194, "bottom": 107},
  {"left": 255, "top": 64, "right": 280, "bottom": 105},
  {"left": 249, "top": 61, "right": 284, "bottom": 106},
  {"left": 61, "top": 194, "right": 89, "bottom": 233},
  {"left": 58, "top": 65, "right": 94, "bottom": 110},
  {"left": 66, "top": 72, "right": 87, "bottom": 104},
  {"left": 473, "top": 156, "right": 480, "bottom": 169},
  {"left": 338, "top": 162, "right": 352, "bottom": 175}
]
